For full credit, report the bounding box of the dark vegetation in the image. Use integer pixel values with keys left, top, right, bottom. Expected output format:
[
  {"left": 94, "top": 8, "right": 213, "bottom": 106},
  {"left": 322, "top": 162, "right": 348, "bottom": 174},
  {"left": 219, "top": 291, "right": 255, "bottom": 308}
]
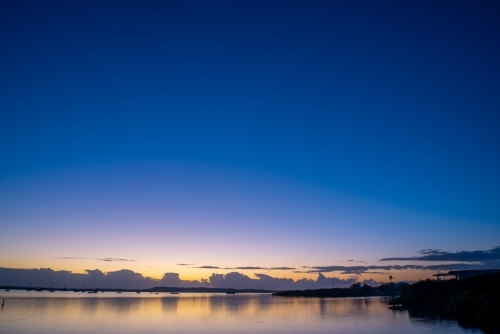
[
  {"left": 273, "top": 282, "right": 410, "bottom": 298},
  {"left": 274, "top": 283, "right": 374, "bottom": 298},
  {"left": 391, "top": 273, "right": 500, "bottom": 329}
]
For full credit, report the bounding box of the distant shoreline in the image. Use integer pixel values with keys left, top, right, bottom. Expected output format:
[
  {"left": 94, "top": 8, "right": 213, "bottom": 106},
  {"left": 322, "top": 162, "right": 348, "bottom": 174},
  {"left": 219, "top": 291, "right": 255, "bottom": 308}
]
[
  {"left": 274, "top": 286, "right": 382, "bottom": 298},
  {"left": 0, "top": 285, "right": 273, "bottom": 294}
]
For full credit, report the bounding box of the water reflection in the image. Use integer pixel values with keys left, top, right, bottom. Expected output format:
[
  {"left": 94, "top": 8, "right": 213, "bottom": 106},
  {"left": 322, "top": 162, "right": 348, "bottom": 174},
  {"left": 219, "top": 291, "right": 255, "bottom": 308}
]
[{"left": 0, "top": 292, "right": 485, "bottom": 334}]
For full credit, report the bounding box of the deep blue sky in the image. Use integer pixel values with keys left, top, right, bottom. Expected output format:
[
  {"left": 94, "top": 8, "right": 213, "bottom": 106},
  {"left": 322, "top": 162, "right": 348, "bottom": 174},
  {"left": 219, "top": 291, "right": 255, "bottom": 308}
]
[{"left": 1, "top": 1, "right": 499, "bottom": 281}]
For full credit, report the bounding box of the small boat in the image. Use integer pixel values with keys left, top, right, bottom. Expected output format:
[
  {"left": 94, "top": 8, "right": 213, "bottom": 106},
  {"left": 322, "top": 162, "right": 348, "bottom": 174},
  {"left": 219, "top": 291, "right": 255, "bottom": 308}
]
[
  {"left": 154, "top": 292, "right": 159, "bottom": 294},
  {"left": 136, "top": 291, "right": 141, "bottom": 294},
  {"left": 226, "top": 292, "right": 236, "bottom": 295},
  {"left": 117, "top": 291, "right": 121, "bottom": 294},
  {"left": 49, "top": 290, "right": 55, "bottom": 292},
  {"left": 87, "top": 291, "right": 94, "bottom": 294},
  {"left": 4, "top": 289, "right": 10, "bottom": 292},
  {"left": 170, "top": 292, "right": 178, "bottom": 294}
]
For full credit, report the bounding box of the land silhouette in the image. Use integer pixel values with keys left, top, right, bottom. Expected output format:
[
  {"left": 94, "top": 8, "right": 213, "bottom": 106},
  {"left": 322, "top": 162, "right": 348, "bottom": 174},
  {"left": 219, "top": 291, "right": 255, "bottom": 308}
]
[
  {"left": 0, "top": 285, "right": 271, "bottom": 294},
  {"left": 390, "top": 272, "right": 500, "bottom": 330},
  {"left": 273, "top": 281, "right": 408, "bottom": 298}
]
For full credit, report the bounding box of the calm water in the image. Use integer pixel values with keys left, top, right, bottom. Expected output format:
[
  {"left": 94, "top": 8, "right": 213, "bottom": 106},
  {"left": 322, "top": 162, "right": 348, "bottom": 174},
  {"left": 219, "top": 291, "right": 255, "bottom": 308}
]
[{"left": 0, "top": 291, "right": 484, "bottom": 334}]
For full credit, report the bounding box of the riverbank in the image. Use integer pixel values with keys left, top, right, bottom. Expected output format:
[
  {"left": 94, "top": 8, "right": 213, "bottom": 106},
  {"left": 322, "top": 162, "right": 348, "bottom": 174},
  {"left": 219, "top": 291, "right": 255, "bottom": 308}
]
[
  {"left": 0, "top": 285, "right": 271, "bottom": 294},
  {"left": 273, "top": 285, "right": 374, "bottom": 298},
  {"left": 390, "top": 272, "right": 500, "bottom": 329}
]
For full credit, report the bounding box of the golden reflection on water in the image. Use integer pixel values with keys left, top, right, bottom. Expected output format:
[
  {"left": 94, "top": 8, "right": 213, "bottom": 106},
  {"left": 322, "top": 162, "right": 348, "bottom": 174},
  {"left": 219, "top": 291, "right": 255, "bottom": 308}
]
[{"left": 0, "top": 292, "right": 481, "bottom": 334}]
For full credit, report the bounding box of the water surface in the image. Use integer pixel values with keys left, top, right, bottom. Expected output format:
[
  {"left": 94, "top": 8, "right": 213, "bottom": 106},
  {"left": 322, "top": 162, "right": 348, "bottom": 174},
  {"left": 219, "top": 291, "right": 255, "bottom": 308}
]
[{"left": 0, "top": 291, "right": 484, "bottom": 333}]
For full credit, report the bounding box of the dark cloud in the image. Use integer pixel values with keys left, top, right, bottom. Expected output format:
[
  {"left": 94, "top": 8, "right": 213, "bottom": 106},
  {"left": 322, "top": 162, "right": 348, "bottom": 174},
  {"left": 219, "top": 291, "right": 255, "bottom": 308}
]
[
  {"left": 304, "top": 261, "right": 500, "bottom": 275},
  {"left": 424, "top": 261, "right": 500, "bottom": 272},
  {"left": 380, "top": 245, "right": 500, "bottom": 262},
  {"left": 305, "top": 265, "right": 384, "bottom": 274},
  {"left": 177, "top": 263, "right": 193, "bottom": 266},
  {"left": 59, "top": 257, "right": 135, "bottom": 262},
  {"left": 341, "top": 260, "right": 366, "bottom": 263},
  {"left": 419, "top": 249, "right": 447, "bottom": 255},
  {"left": 194, "top": 265, "right": 295, "bottom": 271},
  {"left": 299, "top": 245, "right": 500, "bottom": 276},
  {"left": 94, "top": 257, "right": 135, "bottom": 262}
]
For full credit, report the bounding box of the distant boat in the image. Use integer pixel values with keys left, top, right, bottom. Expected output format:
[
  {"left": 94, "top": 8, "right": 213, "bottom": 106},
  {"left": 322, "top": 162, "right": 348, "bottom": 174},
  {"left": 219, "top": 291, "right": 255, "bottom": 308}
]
[
  {"left": 87, "top": 291, "right": 93, "bottom": 294},
  {"left": 117, "top": 291, "right": 121, "bottom": 294},
  {"left": 4, "top": 289, "right": 10, "bottom": 292},
  {"left": 136, "top": 291, "right": 141, "bottom": 294},
  {"left": 170, "top": 292, "right": 178, "bottom": 294},
  {"left": 226, "top": 292, "right": 236, "bottom": 294},
  {"left": 49, "top": 290, "right": 55, "bottom": 292},
  {"left": 154, "top": 292, "right": 159, "bottom": 294}
]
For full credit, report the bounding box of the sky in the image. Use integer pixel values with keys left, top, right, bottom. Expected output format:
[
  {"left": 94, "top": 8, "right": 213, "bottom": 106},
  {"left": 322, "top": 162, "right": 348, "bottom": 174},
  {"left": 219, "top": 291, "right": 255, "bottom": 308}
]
[{"left": 1, "top": 0, "right": 499, "bottom": 289}]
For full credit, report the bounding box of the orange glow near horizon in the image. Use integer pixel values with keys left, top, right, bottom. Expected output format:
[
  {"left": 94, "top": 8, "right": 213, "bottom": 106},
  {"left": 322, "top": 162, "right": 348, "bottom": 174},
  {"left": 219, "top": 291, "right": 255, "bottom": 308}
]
[{"left": 2, "top": 257, "right": 440, "bottom": 286}]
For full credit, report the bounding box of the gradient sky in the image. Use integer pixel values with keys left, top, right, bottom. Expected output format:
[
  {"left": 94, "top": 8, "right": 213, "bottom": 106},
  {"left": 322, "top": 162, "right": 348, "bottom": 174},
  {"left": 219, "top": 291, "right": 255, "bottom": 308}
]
[{"left": 1, "top": 1, "right": 499, "bottom": 286}]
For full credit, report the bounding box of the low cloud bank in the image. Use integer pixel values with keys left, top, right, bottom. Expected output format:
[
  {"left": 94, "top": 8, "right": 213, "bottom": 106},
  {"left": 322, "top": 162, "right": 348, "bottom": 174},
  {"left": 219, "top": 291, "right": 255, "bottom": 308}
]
[
  {"left": 159, "top": 271, "right": 355, "bottom": 290},
  {"left": 0, "top": 268, "right": 357, "bottom": 290},
  {"left": 0, "top": 268, "right": 153, "bottom": 289}
]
